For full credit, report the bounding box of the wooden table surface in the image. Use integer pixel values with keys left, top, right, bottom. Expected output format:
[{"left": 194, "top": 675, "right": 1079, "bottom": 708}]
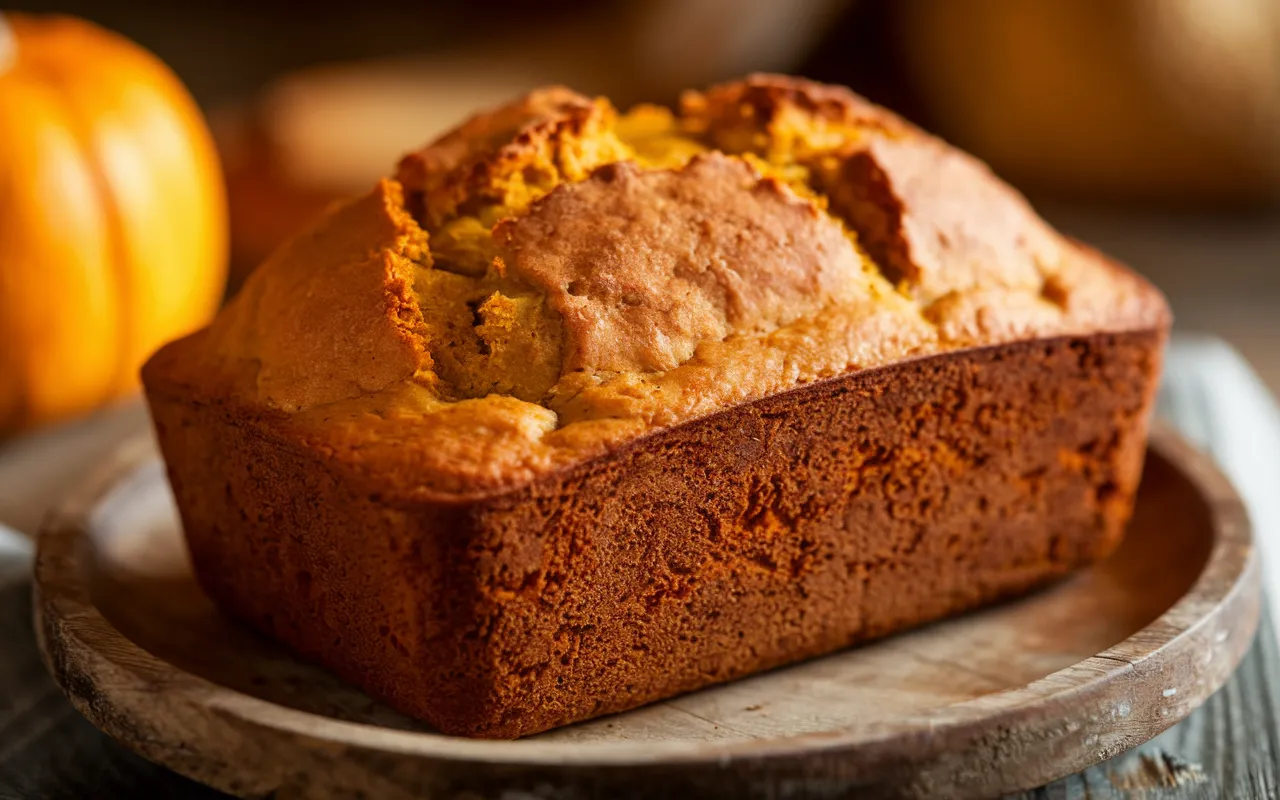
[{"left": 1, "top": 337, "right": 1278, "bottom": 799}]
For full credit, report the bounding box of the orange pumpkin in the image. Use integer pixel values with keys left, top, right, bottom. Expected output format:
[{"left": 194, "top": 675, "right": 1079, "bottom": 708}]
[{"left": 0, "top": 13, "right": 226, "bottom": 434}]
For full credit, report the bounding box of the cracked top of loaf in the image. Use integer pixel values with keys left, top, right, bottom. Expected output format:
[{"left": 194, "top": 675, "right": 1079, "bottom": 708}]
[{"left": 144, "top": 75, "right": 1170, "bottom": 500}]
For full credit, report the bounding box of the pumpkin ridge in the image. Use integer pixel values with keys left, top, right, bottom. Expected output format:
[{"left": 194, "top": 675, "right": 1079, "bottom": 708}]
[
  {"left": 0, "top": 14, "right": 226, "bottom": 434},
  {"left": 39, "top": 65, "right": 135, "bottom": 411}
]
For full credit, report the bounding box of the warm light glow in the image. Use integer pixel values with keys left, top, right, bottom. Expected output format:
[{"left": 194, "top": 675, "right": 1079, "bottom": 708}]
[{"left": 0, "top": 15, "right": 15, "bottom": 75}]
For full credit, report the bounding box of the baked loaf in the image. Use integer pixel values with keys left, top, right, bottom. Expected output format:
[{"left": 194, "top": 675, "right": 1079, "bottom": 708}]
[{"left": 143, "top": 75, "right": 1170, "bottom": 738}]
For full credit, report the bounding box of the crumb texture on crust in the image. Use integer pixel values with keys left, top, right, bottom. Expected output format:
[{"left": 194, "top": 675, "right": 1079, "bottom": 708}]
[{"left": 146, "top": 74, "right": 1170, "bottom": 496}]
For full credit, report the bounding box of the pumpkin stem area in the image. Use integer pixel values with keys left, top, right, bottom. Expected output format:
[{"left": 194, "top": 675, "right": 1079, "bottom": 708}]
[{"left": 0, "top": 14, "right": 14, "bottom": 75}]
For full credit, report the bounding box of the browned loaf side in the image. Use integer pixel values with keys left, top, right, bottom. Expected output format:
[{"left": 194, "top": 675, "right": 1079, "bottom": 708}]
[{"left": 143, "top": 75, "right": 1171, "bottom": 738}]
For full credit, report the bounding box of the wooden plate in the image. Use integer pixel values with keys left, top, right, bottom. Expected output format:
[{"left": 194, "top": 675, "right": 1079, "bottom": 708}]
[{"left": 33, "top": 424, "right": 1259, "bottom": 799}]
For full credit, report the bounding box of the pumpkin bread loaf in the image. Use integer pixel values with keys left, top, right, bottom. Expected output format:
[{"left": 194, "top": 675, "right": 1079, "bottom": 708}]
[{"left": 143, "top": 75, "right": 1170, "bottom": 739}]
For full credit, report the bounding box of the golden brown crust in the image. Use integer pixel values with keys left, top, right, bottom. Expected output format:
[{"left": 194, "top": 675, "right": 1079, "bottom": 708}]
[
  {"left": 819, "top": 135, "right": 1061, "bottom": 301},
  {"left": 145, "top": 74, "right": 1172, "bottom": 498},
  {"left": 496, "top": 153, "right": 864, "bottom": 373},
  {"left": 680, "top": 73, "right": 909, "bottom": 157},
  {"left": 189, "top": 181, "right": 432, "bottom": 412},
  {"left": 394, "top": 86, "right": 626, "bottom": 231},
  {"left": 143, "top": 74, "right": 1174, "bottom": 739},
  {"left": 152, "top": 329, "right": 1167, "bottom": 737}
]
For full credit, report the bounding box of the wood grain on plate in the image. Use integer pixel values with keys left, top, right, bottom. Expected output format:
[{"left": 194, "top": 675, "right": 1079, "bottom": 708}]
[{"left": 31, "top": 424, "right": 1259, "bottom": 799}]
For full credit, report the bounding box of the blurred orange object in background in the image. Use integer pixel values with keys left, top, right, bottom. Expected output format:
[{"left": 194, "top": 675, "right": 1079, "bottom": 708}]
[
  {"left": 897, "top": 0, "right": 1280, "bottom": 203},
  {"left": 0, "top": 13, "right": 226, "bottom": 435}
]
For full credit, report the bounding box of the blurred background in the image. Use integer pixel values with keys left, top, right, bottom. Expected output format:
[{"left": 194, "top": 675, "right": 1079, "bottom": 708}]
[{"left": 5, "top": 0, "right": 1280, "bottom": 420}]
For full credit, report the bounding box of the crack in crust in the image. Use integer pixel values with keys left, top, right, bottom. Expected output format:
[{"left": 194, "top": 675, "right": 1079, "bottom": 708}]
[
  {"left": 819, "top": 135, "right": 1061, "bottom": 302},
  {"left": 495, "top": 154, "right": 871, "bottom": 375},
  {"left": 149, "top": 74, "right": 1171, "bottom": 493}
]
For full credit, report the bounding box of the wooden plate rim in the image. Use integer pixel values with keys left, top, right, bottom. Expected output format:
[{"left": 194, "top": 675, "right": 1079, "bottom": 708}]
[{"left": 32, "top": 423, "right": 1259, "bottom": 773}]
